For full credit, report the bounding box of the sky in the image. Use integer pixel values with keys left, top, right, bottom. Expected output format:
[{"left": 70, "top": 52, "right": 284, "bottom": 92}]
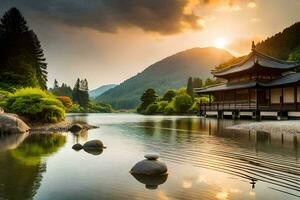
[{"left": 1, "top": 0, "right": 300, "bottom": 89}]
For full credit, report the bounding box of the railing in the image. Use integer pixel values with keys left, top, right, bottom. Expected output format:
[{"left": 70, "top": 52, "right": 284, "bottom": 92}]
[{"left": 200, "top": 101, "right": 300, "bottom": 112}]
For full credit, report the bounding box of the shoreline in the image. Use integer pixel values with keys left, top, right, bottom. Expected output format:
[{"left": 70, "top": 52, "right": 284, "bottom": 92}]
[
  {"left": 28, "top": 120, "right": 98, "bottom": 134},
  {"left": 228, "top": 120, "right": 300, "bottom": 135}
]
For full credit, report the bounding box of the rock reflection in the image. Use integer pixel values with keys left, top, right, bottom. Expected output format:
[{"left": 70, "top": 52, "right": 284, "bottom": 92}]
[
  {"left": 0, "top": 132, "right": 29, "bottom": 152},
  {"left": 131, "top": 174, "right": 168, "bottom": 190},
  {"left": 83, "top": 148, "right": 103, "bottom": 155}
]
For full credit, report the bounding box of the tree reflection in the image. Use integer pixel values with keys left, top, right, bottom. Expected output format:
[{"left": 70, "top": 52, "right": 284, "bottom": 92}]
[{"left": 0, "top": 133, "right": 66, "bottom": 200}]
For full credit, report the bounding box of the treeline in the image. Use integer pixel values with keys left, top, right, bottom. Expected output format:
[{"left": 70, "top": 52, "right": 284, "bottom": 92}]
[
  {"left": 0, "top": 8, "right": 47, "bottom": 90},
  {"left": 49, "top": 79, "right": 112, "bottom": 113},
  {"left": 137, "top": 76, "right": 219, "bottom": 115}
]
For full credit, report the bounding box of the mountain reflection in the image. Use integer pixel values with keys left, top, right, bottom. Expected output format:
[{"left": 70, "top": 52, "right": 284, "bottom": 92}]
[{"left": 0, "top": 133, "right": 66, "bottom": 200}]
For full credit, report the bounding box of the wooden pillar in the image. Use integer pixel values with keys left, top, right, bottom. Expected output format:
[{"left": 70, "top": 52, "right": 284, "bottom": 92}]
[
  {"left": 248, "top": 88, "right": 250, "bottom": 109},
  {"left": 280, "top": 87, "right": 284, "bottom": 112},
  {"left": 294, "top": 86, "right": 297, "bottom": 110},
  {"left": 268, "top": 88, "right": 271, "bottom": 109},
  {"left": 222, "top": 92, "right": 224, "bottom": 110},
  {"left": 256, "top": 88, "right": 258, "bottom": 111},
  {"left": 234, "top": 90, "right": 236, "bottom": 110}
]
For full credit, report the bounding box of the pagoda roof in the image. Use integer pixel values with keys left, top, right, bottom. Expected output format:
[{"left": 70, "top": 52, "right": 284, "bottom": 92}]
[
  {"left": 196, "top": 72, "right": 300, "bottom": 93},
  {"left": 213, "top": 50, "right": 300, "bottom": 77}
]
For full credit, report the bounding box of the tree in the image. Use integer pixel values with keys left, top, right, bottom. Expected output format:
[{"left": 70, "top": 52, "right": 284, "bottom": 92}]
[
  {"left": 0, "top": 8, "right": 48, "bottom": 89},
  {"left": 137, "top": 89, "right": 157, "bottom": 113},
  {"left": 72, "top": 78, "right": 89, "bottom": 109},
  {"left": 193, "top": 78, "right": 202, "bottom": 88},
  {"left": 173, "top": 94, "right": 193, "bottom": 113},
  {"left": 187, "top": 77, "right": 194, "bottom": 98},
  {"left": 54, "top": 79, "right": 59, "bottom": 89},
  {"left": 204, "top": 78, "right": 222, "bottom": 86},
  {"left": 162, "top": 90, "right": 176, "bottom": 102}
]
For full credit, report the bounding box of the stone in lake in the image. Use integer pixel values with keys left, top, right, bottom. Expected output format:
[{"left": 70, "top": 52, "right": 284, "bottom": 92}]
[
  {"left": 72, "top": 143, "right": 83, "bottom": 151},
  {"left": 0, "top": 113, "right": 30, "bottom": 134},
  {"left": 144, "top": 153, "right": 159, "bottom": 160},
  {"left": 130, "top": 154, "right": 168, "bottom": 176},
  {"left": 69, "top": 123, "right": 83, "bottom": 133},
  {"left": 83, "top": 140, "right": 105, "bottom": 150}
]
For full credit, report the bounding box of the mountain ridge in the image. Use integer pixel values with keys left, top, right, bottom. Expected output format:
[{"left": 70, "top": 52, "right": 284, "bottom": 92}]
[{"left": 95, "top": 47, "right": 233, "bottom": 109}]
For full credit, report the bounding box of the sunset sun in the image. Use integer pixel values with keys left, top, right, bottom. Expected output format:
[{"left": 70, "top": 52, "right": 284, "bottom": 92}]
[{"left": 214, "top": 38, "right": 227, "bottom": 49}]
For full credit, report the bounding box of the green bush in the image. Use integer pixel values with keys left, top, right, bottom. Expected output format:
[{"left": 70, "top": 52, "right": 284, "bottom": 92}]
[
  {"left": 145, "top": 103, "right": 159, "bottom": 115},
  {"left": 2, "top": 88, "right": 65, "bottom": 123},
  {"left": 173, "top": 94, "right": 193, "bottom": 113},
  {"left": 88, "top": 102, "right": 113, "bottom": 113},
  {"left": 157, "top": 101, "right": 168, "bottom": 113},
  {"left": 164, "top": 101, "right": 175, "bottom": 114},
  {"left": 69, "top": 103, "right": 82, "bottom": 113}
]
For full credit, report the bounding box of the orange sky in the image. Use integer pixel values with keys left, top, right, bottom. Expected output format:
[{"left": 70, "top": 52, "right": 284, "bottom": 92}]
[{"left": 1, "top": 0, "right": 300, "bottom": 89}]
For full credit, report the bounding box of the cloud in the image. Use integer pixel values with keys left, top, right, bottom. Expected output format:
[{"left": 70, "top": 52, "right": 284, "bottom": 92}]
[{"left": 0, "top": 0, "right": 204, "bottom": 35}]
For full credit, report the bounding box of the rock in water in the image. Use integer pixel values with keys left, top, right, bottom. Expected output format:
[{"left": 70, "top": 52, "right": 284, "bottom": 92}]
[
  {"left": 72, "top": 143, "right": 83, "bottom": 151},
  {"left": 69, "top": 124, "right": 83, "bottom": 133},
  {"left": 130, "top": 154, "right": 168, "bottom": 176},
  {"left": 0, "top": 113, "right": 30, "bottom": 134},
  {"left": 83, "top": 140, "right": 105, "bottom": 150},
  {"left": 144, "top": 153, "right": 159, "bottom": 160}
]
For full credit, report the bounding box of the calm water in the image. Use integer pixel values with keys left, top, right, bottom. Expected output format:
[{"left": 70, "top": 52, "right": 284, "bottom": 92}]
[{"left": 0, "top": 114, "right": 299, "bottom": 200}]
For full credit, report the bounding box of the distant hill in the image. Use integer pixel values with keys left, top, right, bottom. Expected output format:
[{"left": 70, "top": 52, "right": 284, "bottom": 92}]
[
  {"left": 96, "top": 47, "right": 233, "bottom": 109},
  {"left": 218, "top": 22, "right": 300, "bottom": 69},
  {"left": 89, "top": 84, "right": 116, "bottom": 99}
]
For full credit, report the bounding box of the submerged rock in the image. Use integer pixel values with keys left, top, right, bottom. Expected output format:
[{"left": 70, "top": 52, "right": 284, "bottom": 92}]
[
  {"left": 69, "top": 124, "right": 83, "bottom": 133},
  {"left": 0, "top": 113, "right": 30, "bottom": 134},
  {"left": 130, "top": 154, "right": 168, "bottom": 176},
  {"left": 72, "top": 143, "right": 83, "bottom": 151},
  {"left": 83, "top": 140, "right": 105, "bottom": 150}
]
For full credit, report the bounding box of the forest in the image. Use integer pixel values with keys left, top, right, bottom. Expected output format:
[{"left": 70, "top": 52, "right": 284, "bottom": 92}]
[{"left": 0, "top": 8, "right": 111, "bottom": 123}]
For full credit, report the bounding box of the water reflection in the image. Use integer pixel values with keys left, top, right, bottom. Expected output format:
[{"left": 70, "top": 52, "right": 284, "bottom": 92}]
[
  {"left": 131, "top": 174, "right": 168, "bottom": 190},
  {"left": 83, "top": 147, "right": 103, "bottom": 155},
  {"left": 0, "top": 133, "right": 66, "bottom": 200}
]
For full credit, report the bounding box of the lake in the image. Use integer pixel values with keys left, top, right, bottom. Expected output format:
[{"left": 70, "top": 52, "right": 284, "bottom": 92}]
[{"left": 0, "top": 113, "right": 299, "bottom": 200}]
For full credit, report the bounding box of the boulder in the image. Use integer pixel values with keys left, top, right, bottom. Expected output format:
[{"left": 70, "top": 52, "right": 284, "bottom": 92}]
[
  {"left": 0, "top": 113, "right": 30, "bottom": 134},
  {"left": 130, "top": 154, "right": 168, "bottom": 176},
  {"left": 72, "top": 143, "right": 83, "bottom": 151},
  {"left": 83, "top": 140, "right": 105, "bottom": 150},
  {"left": 69, "top": 123, "right": 83, "bottom": 133}
]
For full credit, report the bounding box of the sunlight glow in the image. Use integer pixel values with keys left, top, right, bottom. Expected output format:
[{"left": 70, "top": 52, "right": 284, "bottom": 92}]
[{"left": 214, "top": 38, "right": 227, "bottom": 49}]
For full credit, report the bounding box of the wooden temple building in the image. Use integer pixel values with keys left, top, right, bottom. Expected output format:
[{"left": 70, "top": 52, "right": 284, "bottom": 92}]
[{"left": 195, "top": 42, "right": 300, "bottom": 119}]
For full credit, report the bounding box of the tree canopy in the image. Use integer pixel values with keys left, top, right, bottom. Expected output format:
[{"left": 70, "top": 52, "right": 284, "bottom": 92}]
[{"left": 0, "top": 7, "right": 48, "bottom": 90}]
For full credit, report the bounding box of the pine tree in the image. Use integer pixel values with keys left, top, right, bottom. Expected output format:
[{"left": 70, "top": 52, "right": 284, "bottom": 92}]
[
  {"left": 54, "top": 79, "right": 59, "bottom": 89},
  {"left": 0, "top": 7, "right": 48, "bottom": 89},
  {"left": 187, "top": 77, "right": 194, "bottom": 98}
]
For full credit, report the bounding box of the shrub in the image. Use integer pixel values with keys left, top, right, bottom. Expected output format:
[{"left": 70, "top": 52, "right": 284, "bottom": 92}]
[
  {"left": 164, "top": 102, "right": 175, "bottom": 114},
  {"left": 173, "top": 94, "right": 193, "bottom": 113},
  {"left": 145, "top": 103, "right": 159, "bottom": 115},
  {"left": 157, "top": 101, "right": 168, "bottom": 113},
  {"left": 69, "top": 103, "right": 82, "bottom": 113},
  {"left": 56, "top": 96, "right": 73, "bottom": 111},
  {"left": 2, "top": 88, "right": 65, "bottom": 123},
  {"left": 88, "top": 102, "right": 113, "bottom": 113}
]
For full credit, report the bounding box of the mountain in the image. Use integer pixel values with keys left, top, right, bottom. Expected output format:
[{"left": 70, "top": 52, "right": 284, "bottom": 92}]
[
  {"left": 96, "top": 47, "right": 233, "bottom": 109},
  {"left": 218, "top": 22, "right": 300, "bottom": 69},
  {"left": 89, "top": 84, "right": 116, "bottom": 99}
]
